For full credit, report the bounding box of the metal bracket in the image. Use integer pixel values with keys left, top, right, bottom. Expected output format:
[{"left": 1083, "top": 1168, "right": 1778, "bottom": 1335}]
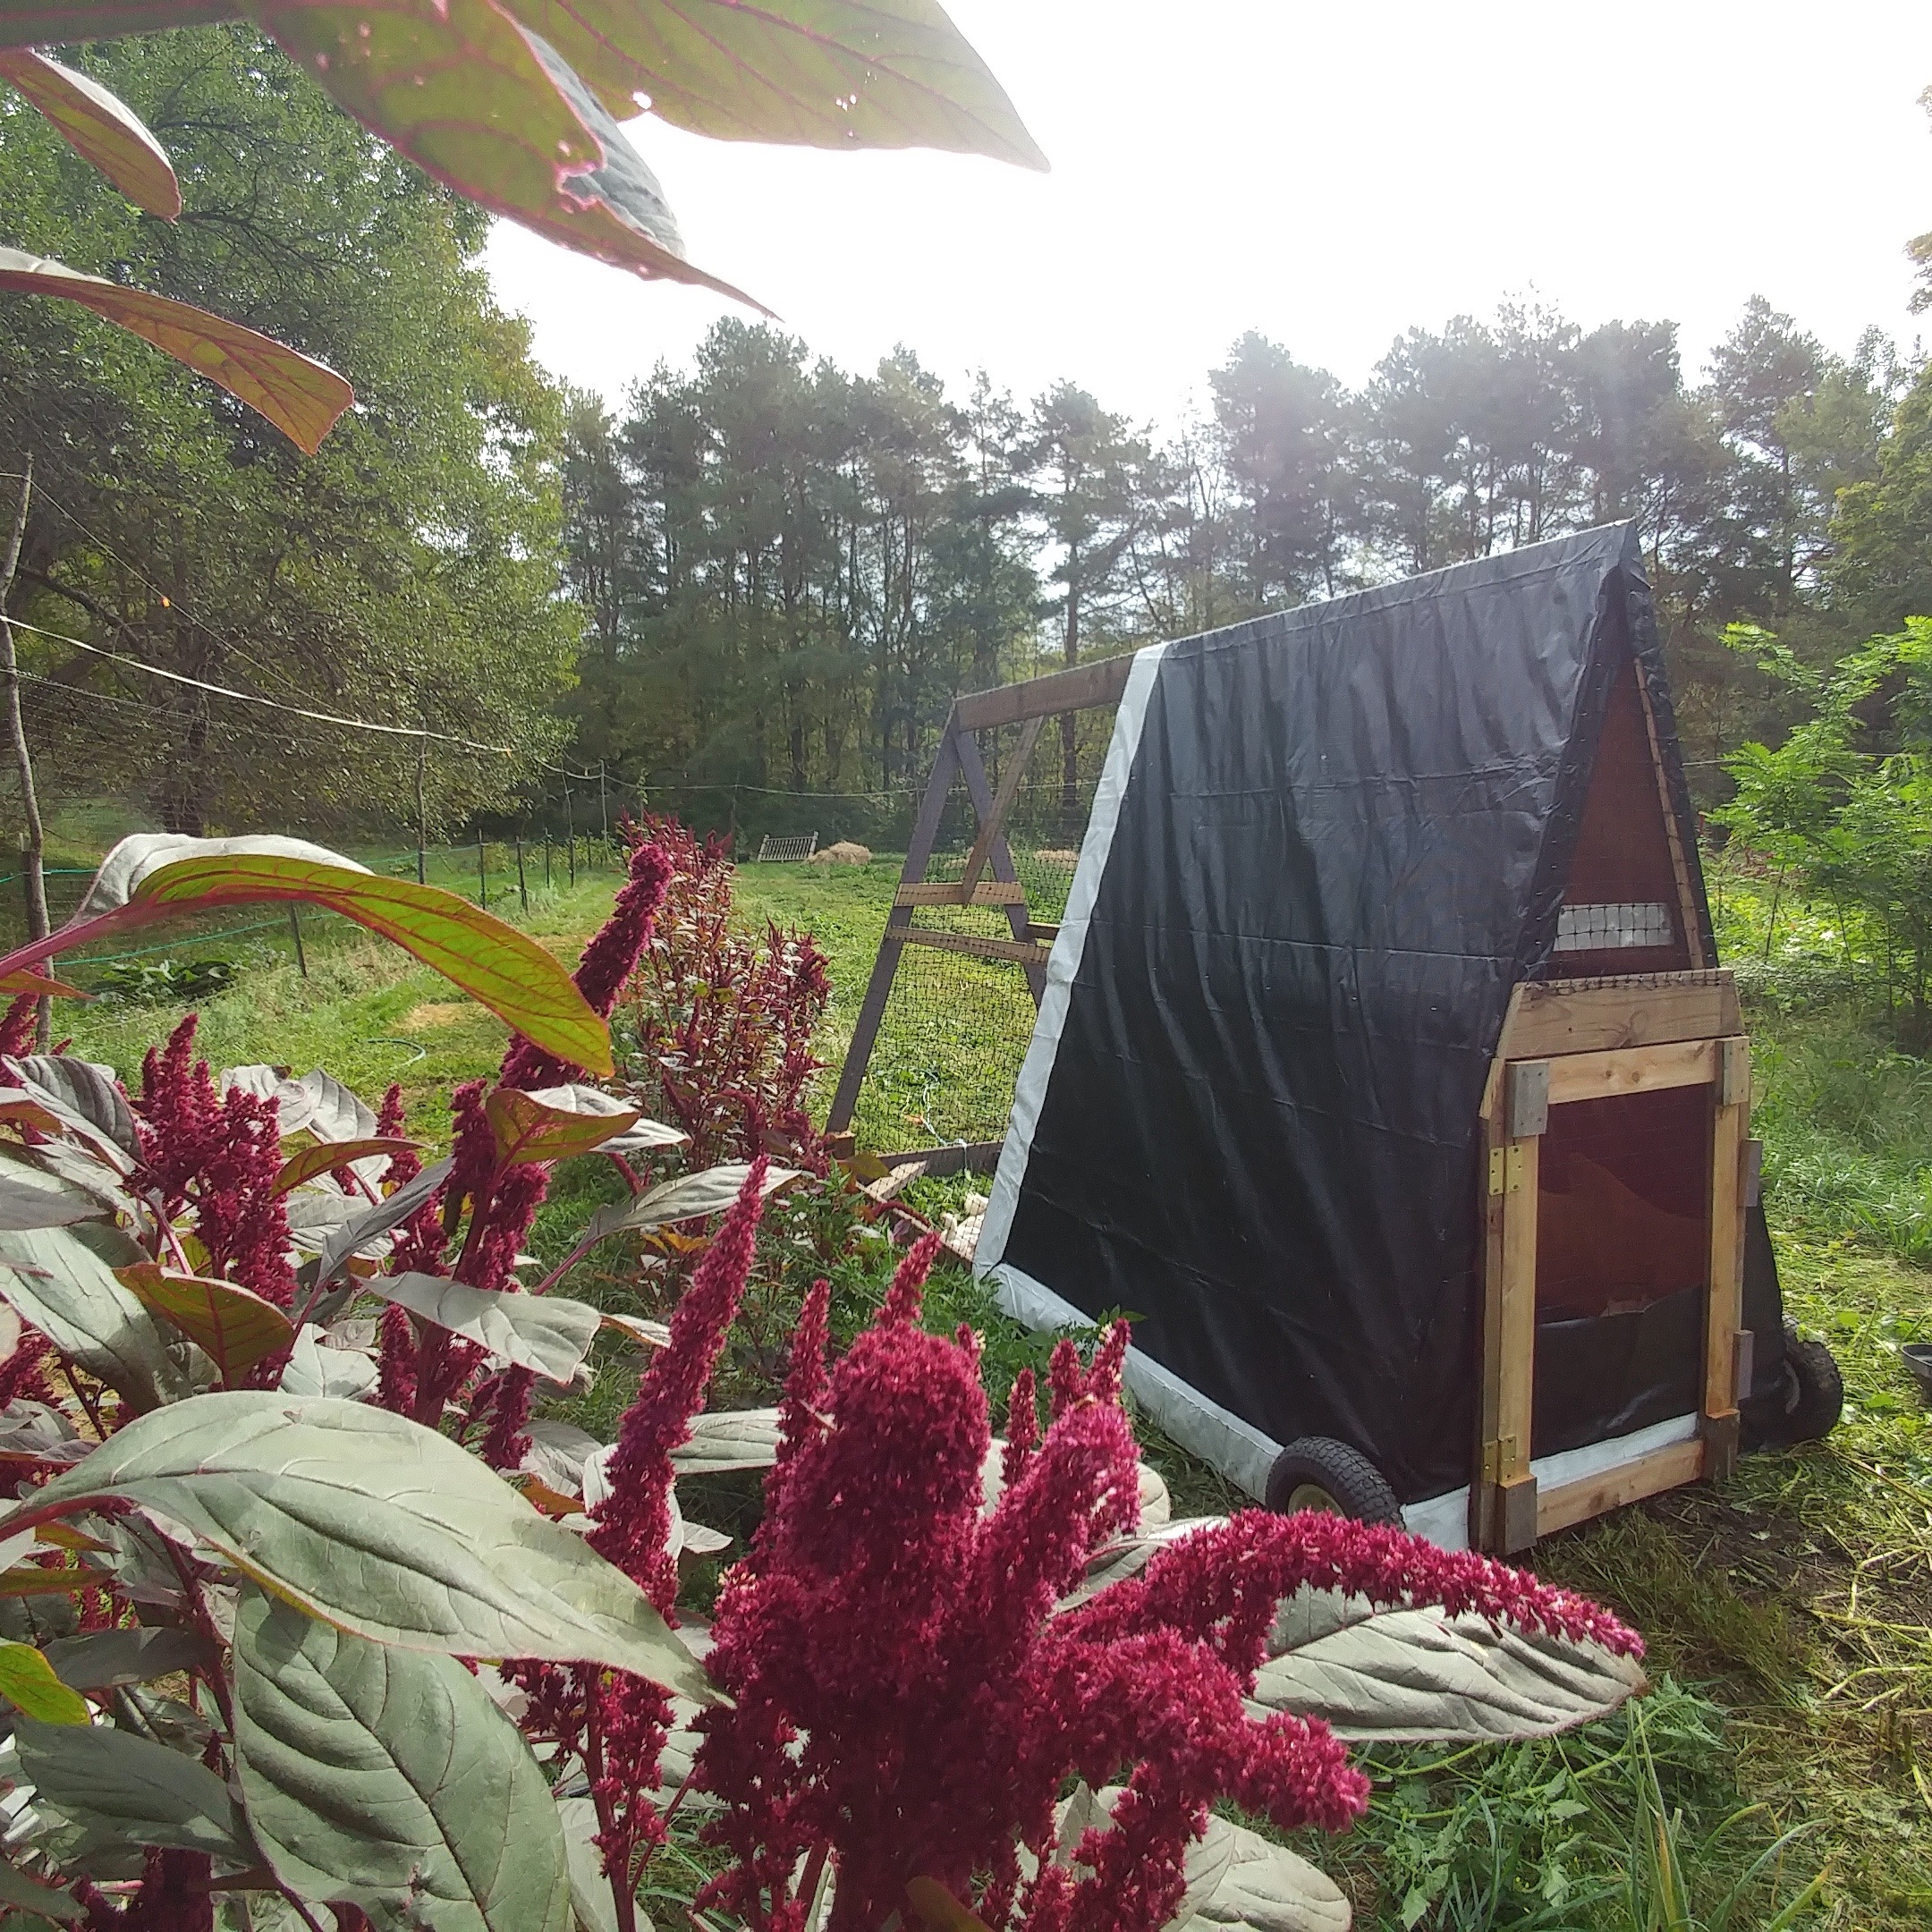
[
  {"left": 1506, "top": 1060, "right": 1550, "bottom": 1139},
  {"left": 1487, "top": 1146, "right": 1526, "bottom": 1197}
]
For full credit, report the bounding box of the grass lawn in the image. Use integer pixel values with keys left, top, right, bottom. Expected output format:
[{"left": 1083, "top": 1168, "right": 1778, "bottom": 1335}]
[{"left": 47, "top": 841, "right": 1932, "bottom": 1928}]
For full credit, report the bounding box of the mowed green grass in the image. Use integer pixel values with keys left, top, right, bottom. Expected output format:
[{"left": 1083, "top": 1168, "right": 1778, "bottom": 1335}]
[{"left": 49, "top": 842, "right": 1932, "bottom": 1926}]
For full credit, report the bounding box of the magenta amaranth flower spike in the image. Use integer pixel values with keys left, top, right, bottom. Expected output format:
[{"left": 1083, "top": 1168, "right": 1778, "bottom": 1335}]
[
  {"left": 589, "top": 1155, "right": 771, "bottom": 1606},
  {"left": 0, "top": 995, "right": 33, "bottom": 1060},
  {"left": 129, "top": 1014, "right": 296, "bottom": 1316},
  {"left": 499, "top": 839, "right": 673, "bottom": 1090},
  {"left": 693, "top": 1241, "right": 1642, "bottom": 1932}
]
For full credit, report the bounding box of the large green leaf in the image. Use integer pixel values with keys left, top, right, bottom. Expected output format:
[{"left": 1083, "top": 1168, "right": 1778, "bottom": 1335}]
[
  {"left": 14, "top": 1717, "right": 254, "bottom": 1863},
  {"left": 554, "top": 1795, "right": 623, "bottom": 1932},
  {"left": 0, "top": 249, "right": 352, "bottom": 452},
  {"left": 370, "top": 1273, "right": 600, "bottom": 1385},
  {"left": 0, "top": 47, "right": 182, "bottom": 216},
  {"left": 275, "top": 1324, "right": 379, "bottom": 1400},
  {"left": 274, "top": 1134, "right": 418, "bottom": 1195},
  {"left": 9, "top": 1053, "right": 140, "bottom": 1158},
  {"left": 1247, "top": 1588, "right": 1647, "bottom": 1744},
  {"left": 486, "top": 1086, "right": 641, "bottom": 1165},
  {"left": 0, "top": 1222, "right": 193, "bottom": 1413},
  {"left": 233, "top": 1586, "right": 572, "bottom": 1932},
  {"left": 503, "top": 0, "right": 1046, "bottom": 165},
  {"left": 257, "top": 0, "right": 756, "bottom": 305},
  {"left": 526, "top": 1085, "right": 686, "bottom": 1155},
  {"left": 116, "top": 1263, "right": 296, "bottom": 1385},
  {"left": 42, "top": 1625, "right": 214, "bottom": 1691},
  {"left": 4, "top": 1393, "right": 714, "bottom": 1692},
  {"left": 578, "top": 1161, "right": 800, "bottom": 1247},
  {"left": 0, "top": 1641, "right": 89, "bottom": 1724},
  {"left": 0, "top": 1166, "right": 102, "bottom": 1232},
  {"left": 7, "top": 835, "right": 612, "bottom": 1077},
  {"left": 0, "top": 1860, "right": 83, "bottom": 1924},
  {"left": 1057, "top": 1786, "right": 1350, "bottom": 1932}
]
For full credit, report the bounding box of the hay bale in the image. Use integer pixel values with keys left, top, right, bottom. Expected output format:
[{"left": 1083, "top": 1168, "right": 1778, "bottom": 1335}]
[{"left": 808, "top": 840, "right": 872, "bottom": 866}]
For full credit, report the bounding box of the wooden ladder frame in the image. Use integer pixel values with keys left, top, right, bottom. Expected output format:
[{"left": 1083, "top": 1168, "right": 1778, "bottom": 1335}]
[
  {"left": 1472, "top": 970, "right": 1751, "bottom": 1552},
  {"left": 824, "top": 654, "right": 1136, "bottom": 1164}
]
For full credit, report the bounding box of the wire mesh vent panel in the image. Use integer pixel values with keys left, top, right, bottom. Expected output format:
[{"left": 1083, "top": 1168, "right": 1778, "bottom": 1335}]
[{"left": 1554, "top": 902, "right": 1673, "bottom": 953}]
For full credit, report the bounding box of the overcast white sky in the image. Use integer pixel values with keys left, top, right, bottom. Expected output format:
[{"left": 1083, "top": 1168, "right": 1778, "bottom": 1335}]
[{"left": 485, "top": 0, "right": 1932, "bottom": 433}]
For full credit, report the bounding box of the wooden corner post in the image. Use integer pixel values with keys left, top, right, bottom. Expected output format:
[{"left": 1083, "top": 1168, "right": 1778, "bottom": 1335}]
[
  {"left": 1701, "top": 1034, "right": 1750, "bottom": 1480},
  {"left": 1475, "top": 1030, "right": 1541, "bottom": 1555}
]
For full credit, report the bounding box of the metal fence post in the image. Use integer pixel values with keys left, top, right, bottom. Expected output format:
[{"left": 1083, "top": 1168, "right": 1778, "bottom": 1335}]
[
  {"left": 287, "top": 903, "right": 308, "bottom": 979},
  {"left": 477, "top": 829, "right": 487, "bottom": 910},
  {"left": 544, "top": 834, "right": 552, "bottom": 889},
  {"left": 515, "top": 835, "right": 529, "bottom": 914}
]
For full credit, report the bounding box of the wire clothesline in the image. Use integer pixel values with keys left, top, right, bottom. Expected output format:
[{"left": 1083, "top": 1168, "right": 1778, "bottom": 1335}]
[{"left": 4, "top": 616, "right": 607, "bottom": 782}]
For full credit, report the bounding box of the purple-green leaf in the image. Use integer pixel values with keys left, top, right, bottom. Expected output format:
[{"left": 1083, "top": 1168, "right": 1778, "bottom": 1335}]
[
  {"left": 0, "top": 47, "right": 182, "bottom": 216},
  {"left": 0, "top": 248, "right": 352, "bottom": 451},
  {"left": 503, "top": 0, "right": 1047, "bottom": 167},
  {"left": 3, "top": 835, "right": 612, "bottom": 1078},
  {"left": 257, "top": 0, "right": 759, "bottom": 306}
]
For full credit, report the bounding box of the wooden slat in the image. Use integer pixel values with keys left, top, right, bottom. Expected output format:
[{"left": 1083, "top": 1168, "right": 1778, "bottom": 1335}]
[
  {"left": 894, "top": 880, "right": 1028, "bottom": 907},
  {"left": 876, "top": 1140, "right": 1004, "bottom": 1176},
  {"left": 953, "top": 653, "right": 1136, "bottom": 731},
  {"left": 961, "top": 712, "right": 1045, "bottom": 894},
  {"left": 901, "top": 928, "right": 1052, "bottom": 970},
  {"left": 1027, "top": 921, "right": 1061, "bottom": 945},
  {"left": 1543, "top": 1038, "right": 1716, "bottom": 1106},
  {"left": 1705, "top": 1082, "right": 1748, "bottom": 1440},
  {"left": 1537, "top": 1437, "right": 1706, "bottom": 1537},
  {"left": 1499, "top": 975, "right": 1741, "bottom": 1059}
]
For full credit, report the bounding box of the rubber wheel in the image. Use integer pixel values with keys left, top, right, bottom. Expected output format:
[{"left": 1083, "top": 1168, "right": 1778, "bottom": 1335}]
[
  {"left": 1776, "top": 1329, "right": 1844, "bottom": 1445},
  {"left": 1265, "top": 1436, "right": 1402, "bottom": 1525}
]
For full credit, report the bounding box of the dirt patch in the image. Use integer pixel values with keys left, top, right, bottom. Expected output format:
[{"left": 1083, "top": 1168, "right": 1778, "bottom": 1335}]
[{"left": 401, "top": 1001, "right": 469, "bottom": 1031}]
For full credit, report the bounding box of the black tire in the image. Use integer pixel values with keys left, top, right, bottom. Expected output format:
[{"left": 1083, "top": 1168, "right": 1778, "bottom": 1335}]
[
  {"left": 1749, "top": 1324, "right": 1844, "bottom": 1448},
  {"left": 1265, "top": 1436, "right": 1402, "bottom": 1525},
  {"left": 1778, "top": 1332, "right": 1844, "bottom": 1444}
]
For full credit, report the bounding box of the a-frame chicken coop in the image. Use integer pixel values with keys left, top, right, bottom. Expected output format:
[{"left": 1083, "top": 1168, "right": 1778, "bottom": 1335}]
[{"left": 834, "top": 523, "right": 1840, "bottom": 1554}]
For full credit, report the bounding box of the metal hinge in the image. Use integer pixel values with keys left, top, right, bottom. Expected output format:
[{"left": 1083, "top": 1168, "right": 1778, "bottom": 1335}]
[
  {"left": 1487, "top": 1146, "right": 1525, "bottom": 1197},
  {"left": 1480, "top": 1434, "right": 1522, "bottom": 1481}
]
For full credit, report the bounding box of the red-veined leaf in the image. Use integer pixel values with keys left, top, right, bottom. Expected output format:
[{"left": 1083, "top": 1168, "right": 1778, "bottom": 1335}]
[
  {"left": 273, "top": 1136, "right": 419, "bottom": 1196},
  {"left": 115, "top": 1264, "right": 296, "bottom": 1384},
  {"left": 0, "top": 248, "right": 352, "bottom": 452},
  {"left": 2, "top": 836, "right": 612, "bottom": 1078},
  {"left": 0, "top": 1565, "right": 91, "bottom": 1597},
  {"left": 258, "top": 0, "right": 758, "bottom": 306},
  {"left": 0, "top": 47, "right": 182, "bottom": 216},
  {"left": 503, "top": 0, "right": 1046, "bottom": 168},
  {"left": 485, "top": 1086, "right": 640, "bottom": 1165},
  {"left": 0, "top": 968, "right": 86, "bottom": 999}
]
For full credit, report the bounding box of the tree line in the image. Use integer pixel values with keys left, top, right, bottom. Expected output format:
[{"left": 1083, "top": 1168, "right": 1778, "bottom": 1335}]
[{"left": 562, "top": 296, "right": 1932, "bottom": 833}]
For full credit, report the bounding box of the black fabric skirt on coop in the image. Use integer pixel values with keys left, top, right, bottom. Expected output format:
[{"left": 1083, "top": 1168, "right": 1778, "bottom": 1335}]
[{"left": 975, "top": 521, "right": 1815, "bottom": 1553}]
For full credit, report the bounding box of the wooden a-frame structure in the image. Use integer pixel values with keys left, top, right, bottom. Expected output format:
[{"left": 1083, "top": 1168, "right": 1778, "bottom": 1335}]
[{"left": 823, "top": 654, "right": 1134, "bottom": 1170}]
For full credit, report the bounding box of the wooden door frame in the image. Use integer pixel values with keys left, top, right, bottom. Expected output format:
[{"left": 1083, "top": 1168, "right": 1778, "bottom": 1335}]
[{"left": 1472, "top": 970, "right": 1750, "bottom": 1553}]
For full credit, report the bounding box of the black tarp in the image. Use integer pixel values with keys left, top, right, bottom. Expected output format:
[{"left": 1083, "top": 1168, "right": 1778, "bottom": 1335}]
[{"left": 987, "top": 523, "right": 1765, "bottom": 1504}]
